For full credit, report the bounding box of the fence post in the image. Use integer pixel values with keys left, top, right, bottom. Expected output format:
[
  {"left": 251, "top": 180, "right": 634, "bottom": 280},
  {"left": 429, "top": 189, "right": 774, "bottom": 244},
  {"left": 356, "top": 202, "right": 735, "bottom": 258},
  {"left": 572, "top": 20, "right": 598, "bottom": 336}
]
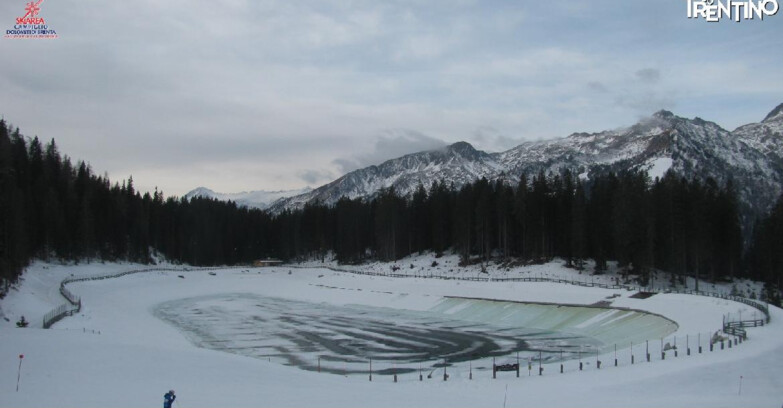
[
  {"left": 614, "top": 344, "right": 618, "bottom": 367},
  {"left": 559, "top": 350, "right": 563, "bottom": 373},
  {"left": 539, "top": 351, "right": 543, "bottom": 375},
  {"left": 661, "top": 338, "right": 665, "bottom": 360},
  {"left": 674, "top": 336, "right": 678, "bottom": 357},
  {"left": 443, "top": 359, "right": 448, "bottom": 381}
]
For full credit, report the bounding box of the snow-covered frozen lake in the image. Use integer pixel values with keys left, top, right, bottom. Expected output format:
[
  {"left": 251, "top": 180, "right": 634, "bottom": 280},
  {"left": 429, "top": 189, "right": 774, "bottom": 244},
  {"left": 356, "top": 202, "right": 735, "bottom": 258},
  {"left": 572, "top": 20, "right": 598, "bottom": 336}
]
[{"left": 154, "top": 294, "right": 675, "bottom": 376}]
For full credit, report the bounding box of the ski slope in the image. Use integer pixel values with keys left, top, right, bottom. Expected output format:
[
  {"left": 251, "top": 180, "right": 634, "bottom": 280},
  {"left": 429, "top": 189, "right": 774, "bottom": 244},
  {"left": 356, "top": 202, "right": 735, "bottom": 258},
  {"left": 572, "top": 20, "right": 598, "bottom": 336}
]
[{"left": 1, "top": 257, "right": 781, "bottom": 408}]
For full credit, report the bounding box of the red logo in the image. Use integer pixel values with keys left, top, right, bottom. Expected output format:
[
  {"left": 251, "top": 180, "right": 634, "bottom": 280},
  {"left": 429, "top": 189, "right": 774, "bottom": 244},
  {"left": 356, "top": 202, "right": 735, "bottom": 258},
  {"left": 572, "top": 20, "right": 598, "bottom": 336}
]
[
  {"left": 17, "top": 1, "right": 46, "bottom": 25},
  {"left": 5, "top": 0, "right": 57, "bottom": 39}
]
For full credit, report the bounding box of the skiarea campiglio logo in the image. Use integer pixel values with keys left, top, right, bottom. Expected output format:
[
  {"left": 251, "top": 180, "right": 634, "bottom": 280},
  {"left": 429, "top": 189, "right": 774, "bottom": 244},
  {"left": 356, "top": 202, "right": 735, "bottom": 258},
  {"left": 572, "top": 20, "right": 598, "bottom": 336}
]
[{"left": 4, "top": 0, "right": 58, "bottom": 39}]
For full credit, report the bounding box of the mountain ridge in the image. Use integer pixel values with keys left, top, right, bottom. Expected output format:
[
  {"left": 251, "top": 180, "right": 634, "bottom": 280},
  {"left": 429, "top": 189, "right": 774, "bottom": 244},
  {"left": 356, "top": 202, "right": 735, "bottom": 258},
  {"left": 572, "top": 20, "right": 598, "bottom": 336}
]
[
  {"left": 201, "top": 104, "right": 783, "bottom": 220},
  {"left": 184, "top": 187, "right": 312, "bottom": 210}
]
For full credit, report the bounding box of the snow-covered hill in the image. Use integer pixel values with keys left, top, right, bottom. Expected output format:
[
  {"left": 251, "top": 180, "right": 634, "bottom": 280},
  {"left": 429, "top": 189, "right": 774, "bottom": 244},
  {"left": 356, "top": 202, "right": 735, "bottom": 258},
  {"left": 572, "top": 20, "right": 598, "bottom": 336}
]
[
  {"left": 184, "top": 187, "right": 312, "bottom": 210},
  {"left": 270, "top": 105, "right": 783, "bottom": 218}
]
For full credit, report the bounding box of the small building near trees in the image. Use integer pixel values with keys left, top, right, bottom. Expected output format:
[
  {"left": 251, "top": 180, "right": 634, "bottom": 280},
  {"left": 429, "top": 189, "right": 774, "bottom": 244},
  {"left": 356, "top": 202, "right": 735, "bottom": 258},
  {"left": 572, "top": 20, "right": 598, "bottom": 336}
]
[{"left": 253, "top": 259, "right": 283, "bottom": 267}]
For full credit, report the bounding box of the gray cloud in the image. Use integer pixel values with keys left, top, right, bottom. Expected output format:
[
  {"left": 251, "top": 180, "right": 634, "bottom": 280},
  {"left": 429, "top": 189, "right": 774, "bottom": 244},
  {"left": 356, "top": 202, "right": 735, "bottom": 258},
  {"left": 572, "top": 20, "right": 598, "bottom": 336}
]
[
  {"left": 471, "top": 126, "right": 520, "bottom": 152},
  {"left": 635, "top": 68, "right": 661, "bottom": 84},
  {"left": 333, "top": 129, "right": 447, "bottom": 173},
  {"left": 614, "top": 92, "right": 676, "bottom": 115},
  {"left": 298, "top": 169, "right": 334, "bottom": 185},
  {"left": 587, "top": 81, "right": 609, "bottom": 93}
]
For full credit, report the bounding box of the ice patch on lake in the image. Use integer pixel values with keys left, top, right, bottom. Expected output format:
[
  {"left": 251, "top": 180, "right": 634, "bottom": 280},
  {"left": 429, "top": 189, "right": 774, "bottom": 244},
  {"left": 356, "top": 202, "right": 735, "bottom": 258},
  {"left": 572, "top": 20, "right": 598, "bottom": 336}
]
[
  {"left": 154, "top": 294, "right": 676, "bottom": 376},
  {"left": 428, "top": 298, "right": 678, "bottom": 351}
]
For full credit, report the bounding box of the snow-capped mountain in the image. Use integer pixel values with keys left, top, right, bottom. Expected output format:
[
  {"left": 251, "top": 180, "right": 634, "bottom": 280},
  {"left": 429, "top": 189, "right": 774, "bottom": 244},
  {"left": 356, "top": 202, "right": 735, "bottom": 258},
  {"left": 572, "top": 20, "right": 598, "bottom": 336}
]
[
  {"left": 270, "top": 104, "right": 783, "bottom": 218},
  {"left": 270, "top": 142, "right": 504, "bottom": 211},
  {"left": 184, "top": 187, "right": 312, "bottom": 210},
  {"left": 731, "top": 103, "right": 783, "bottom": 169}
]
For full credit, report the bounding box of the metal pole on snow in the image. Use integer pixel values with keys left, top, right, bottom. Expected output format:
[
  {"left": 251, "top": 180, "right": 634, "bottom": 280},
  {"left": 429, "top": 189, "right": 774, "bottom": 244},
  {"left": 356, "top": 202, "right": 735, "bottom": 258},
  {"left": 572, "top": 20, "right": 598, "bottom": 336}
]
[{"left": 16, "top": 354, "right": 24, "bottom": 392}]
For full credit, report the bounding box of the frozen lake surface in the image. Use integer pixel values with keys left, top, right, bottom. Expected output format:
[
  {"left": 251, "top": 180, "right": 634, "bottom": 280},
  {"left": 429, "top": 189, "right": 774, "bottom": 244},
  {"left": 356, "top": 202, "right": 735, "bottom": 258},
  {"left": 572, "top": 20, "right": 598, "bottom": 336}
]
[{"left": 154, "top": 294, "right": 675, "bottom": 376}]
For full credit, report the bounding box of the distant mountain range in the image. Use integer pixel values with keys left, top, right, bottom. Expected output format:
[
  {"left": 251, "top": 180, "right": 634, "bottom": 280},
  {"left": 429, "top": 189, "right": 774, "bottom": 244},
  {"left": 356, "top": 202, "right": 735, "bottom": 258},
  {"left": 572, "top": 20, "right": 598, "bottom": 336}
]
[
  {"left": 190, "top": 103, "right": 783, "bottom": 220},
  {"left": 183, "top": 187, "right": 312, "bottom": 210}
]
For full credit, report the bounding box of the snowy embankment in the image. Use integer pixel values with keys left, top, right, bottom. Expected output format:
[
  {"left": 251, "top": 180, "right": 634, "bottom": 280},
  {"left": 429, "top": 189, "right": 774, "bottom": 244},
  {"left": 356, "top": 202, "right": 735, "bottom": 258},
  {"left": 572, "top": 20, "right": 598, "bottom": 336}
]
[{"left": 1, "top": 255, "right": 782, "bottom": 408}]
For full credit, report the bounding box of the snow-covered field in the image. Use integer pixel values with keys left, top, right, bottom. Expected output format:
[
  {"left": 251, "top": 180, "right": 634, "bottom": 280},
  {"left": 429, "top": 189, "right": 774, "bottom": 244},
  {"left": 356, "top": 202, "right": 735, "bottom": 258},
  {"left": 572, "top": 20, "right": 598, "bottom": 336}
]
[{"left": 1, "top": 255, "right": 781, "bottom": 408}]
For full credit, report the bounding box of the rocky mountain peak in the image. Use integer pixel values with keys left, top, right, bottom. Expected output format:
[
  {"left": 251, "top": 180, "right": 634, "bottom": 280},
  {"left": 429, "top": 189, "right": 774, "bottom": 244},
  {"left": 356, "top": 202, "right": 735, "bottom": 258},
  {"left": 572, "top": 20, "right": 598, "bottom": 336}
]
[
  {"left": 446, "top": 141, "right": 480, "bottom": 158},
  {"left": 762, "top": 103, "right": 783, "bottom": 123},
  {"left": 653, "top": 110, "right": 675, "bottom": 120}
]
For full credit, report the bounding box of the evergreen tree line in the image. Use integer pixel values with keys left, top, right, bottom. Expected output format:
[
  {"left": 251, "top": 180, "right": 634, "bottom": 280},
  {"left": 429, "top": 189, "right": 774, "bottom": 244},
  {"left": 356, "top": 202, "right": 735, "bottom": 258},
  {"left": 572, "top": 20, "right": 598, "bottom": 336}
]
[
  {"left": 1, "top": 120, "right": 781, "bottom": 304},
  {"left": 281, "top": 172, "right": 746, "bottom": 285},
  {"left": 0, "top": 120, "right": 277, "bottom": 294}
]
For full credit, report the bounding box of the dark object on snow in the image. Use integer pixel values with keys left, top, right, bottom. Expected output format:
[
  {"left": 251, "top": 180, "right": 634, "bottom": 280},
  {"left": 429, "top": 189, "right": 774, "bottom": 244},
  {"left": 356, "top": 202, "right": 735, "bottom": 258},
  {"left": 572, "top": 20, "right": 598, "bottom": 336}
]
[
  {"left": 177, "top": 275, "right": 185, "bottom": 279},
  {"left": 494, "top": 363, "right": 519, "bottom": 372},
  {"left": 629, "top": 291, "right": 656, "bottom": 299},
  {"left": 208, "top": 272, "right": 216, "bottom": 276},
  {"left": 16, "top": 316, "right": 28, "bottom": 328},
  {"left": 163, "top": 390, "right": 176, "bottom": 408}
]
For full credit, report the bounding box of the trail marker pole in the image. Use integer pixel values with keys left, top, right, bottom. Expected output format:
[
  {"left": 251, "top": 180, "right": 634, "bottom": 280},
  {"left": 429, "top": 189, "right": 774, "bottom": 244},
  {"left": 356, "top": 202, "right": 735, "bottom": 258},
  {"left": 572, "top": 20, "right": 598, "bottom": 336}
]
[
  {"left": 443, "top": 359, "right": 447, "bottom": 381},
  {"left": 560, "top": 350, "right": 563, "bottom": 373},
  {"left": 16, "top": 354, "right": 24, "bottom": 392},
  {"left": 539, "top": 351, "right": 543, "bottom": 375},
  {"left": 674, "top": 336, "right": 678, "bottom": 357},
  {"left": 738, "top": 375, "right": 743, "bottom": 396},
  {"left": 661, "top": 338, "right": 665, "bottom": 360},
  {"left": 369, "top": 359, "right": 372, "bottom": 382}
]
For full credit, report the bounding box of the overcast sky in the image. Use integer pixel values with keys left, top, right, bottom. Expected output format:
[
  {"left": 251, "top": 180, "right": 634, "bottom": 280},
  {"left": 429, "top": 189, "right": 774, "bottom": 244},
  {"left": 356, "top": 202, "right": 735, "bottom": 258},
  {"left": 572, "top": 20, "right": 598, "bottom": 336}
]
[{"left": 2, "top": 0, "right": 781, "bottom": 196}]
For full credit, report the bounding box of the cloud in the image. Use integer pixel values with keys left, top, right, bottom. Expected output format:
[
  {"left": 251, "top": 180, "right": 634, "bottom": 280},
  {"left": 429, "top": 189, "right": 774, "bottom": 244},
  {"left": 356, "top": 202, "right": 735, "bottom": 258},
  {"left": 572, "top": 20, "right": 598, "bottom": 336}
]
[
  {"left": 587, "top": 81, "right": 609, "bottom": 93},
  {"left": 635, "top": 68, "right": 661, "bottom": 84},
  {"left": 471, "top": 126, "right": 520, "bottom": 152},
  {"left": 298, "top": 169, "right": 334, "bottom": 185},
  {"left": 614, "top": 92, "right": 676, "bottom": 115},
  {"left": 332, "top": 129, "right": 447, "bottom": 173}
]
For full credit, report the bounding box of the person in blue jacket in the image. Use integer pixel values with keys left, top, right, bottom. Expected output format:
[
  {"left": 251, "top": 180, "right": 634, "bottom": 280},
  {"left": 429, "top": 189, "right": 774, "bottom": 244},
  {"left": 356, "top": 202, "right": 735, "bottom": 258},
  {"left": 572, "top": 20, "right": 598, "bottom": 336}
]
[{"left": 164, "top": 390, "right": 176, "bottom": 408}]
